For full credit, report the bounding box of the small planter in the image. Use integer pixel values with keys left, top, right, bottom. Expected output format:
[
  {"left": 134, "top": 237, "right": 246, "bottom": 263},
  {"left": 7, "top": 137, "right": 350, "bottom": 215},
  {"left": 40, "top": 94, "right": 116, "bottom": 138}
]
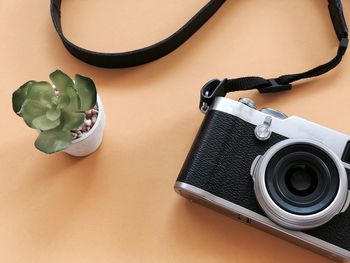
[
  {"left": 12, "top": 70, "right": 105, "bottom": 157},
  {"left": 63, "top": 95, "right": 105, "bottom": 157}
]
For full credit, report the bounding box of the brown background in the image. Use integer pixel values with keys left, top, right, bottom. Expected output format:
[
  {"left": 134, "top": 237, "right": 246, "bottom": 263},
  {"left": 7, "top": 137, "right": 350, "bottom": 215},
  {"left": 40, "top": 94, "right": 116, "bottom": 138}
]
[{"left": 0, "top": 1, "right": 349, "bottom": 262}]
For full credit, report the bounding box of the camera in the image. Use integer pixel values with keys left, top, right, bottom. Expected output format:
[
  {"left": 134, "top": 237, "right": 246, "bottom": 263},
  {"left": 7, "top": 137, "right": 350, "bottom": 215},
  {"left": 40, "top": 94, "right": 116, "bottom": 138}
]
[{"left": 175, "top": 96, "right": 350, "bottom": 261}]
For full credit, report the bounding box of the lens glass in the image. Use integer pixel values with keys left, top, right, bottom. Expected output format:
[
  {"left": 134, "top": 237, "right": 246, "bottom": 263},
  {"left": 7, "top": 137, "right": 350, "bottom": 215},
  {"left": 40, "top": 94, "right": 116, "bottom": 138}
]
[
  {"left": 285, "top": 163, "right": 319, "bottom": 196},
  {"left": 265, "top": 144, "right": 339, "bottom": 215}
]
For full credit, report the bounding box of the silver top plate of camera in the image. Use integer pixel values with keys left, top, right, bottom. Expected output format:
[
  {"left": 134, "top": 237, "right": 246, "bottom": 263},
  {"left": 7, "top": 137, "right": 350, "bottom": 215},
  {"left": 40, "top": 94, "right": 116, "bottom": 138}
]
[{"left": 212, "top": 97, "right": 350, "bottom": 162}]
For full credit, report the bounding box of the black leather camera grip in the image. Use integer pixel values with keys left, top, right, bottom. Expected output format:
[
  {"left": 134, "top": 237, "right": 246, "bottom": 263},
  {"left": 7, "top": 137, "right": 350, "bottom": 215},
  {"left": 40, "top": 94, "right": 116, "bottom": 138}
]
[{"left": 177, "top": 110, "right": 287, "bottom": 213}]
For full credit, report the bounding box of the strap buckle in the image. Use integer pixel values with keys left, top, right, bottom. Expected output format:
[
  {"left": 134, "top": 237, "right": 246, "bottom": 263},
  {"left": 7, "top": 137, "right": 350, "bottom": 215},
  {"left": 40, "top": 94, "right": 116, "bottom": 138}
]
[
  {"left": 338, "top": 37, "right": 349, "bottom": 55},
  {"left": 258, "top": 79, "right": 292, "bottom": 94},
  {"left": 199, "top": 79, "right": 227, "bottom": 113},
  {"left": 328, "top": 0, "right": 348, "bottom": 40}
]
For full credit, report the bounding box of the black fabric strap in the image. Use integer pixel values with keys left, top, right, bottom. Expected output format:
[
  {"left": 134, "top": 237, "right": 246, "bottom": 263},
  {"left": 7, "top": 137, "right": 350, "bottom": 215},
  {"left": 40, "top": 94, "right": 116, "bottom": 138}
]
[
  {"left": 51, "top": 0, "right": 348, "bottom": 103},
  {"left": 198, "top": 0, "right": 348, "bottom": 110},
  {"left": 50, "top": 0, "right": 226, "bottom": 68}
]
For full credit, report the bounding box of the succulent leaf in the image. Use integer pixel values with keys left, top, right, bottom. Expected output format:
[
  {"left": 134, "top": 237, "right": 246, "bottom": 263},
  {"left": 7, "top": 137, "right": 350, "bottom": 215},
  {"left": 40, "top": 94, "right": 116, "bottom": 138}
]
[
  {"left": 46, "top": 108, "right": 61, "bottom": 121},
  {"left": 27, "top": 81, "right": 54, "bottom": 108},
  {"left": 51, "top": 96, "right": 59, "bottom": 105},
  {"left": 65, "top": 86, "right": 81, "bottom": 112},
  {"left": 35, "top": 130, "right": 72, "bottom": 154},
  {"left": 20, "top": 100, "right": 50, "bottom": 128},
  {"left": 32, "top": 115, "right": 60, "bottom": 131},
  {"left": 12, "top": 81, "right": 33, "bottom": 115},
  {"left": 61, "top": 112, "right": 85, "bottom": 131},
  {"left": 49, "top": 70, "right": 74, "bottom": 93},
  {"left": 75, "top": 75, "right": 97, "bottom": 111},
  {"left": 57, "top": 94, "right": 70, "bottom": 109}
]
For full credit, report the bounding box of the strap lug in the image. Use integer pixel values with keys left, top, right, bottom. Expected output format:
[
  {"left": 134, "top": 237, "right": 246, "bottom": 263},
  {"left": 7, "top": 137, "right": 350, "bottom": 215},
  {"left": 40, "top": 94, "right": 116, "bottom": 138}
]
[{"left": 200, "top": 79, "right": 227, "bottom": 113}]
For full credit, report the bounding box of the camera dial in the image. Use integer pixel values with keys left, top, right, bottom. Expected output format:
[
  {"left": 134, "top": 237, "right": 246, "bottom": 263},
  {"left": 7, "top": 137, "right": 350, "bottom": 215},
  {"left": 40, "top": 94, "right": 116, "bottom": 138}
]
[
  {"left": 260, "top": 108, "right": 288, "bottom": 119},
  {"left": 251, "top": 138, "right": 350, "bottom": 230},
  {"left": 238, "top": 98, "right": 257, "bottom": 109}
]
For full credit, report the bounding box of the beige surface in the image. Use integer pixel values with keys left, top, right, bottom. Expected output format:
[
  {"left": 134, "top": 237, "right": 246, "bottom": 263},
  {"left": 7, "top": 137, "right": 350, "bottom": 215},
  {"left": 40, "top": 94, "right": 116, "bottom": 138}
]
[{"left": 0, "top": 1, "right": 349, "bottom": 262}]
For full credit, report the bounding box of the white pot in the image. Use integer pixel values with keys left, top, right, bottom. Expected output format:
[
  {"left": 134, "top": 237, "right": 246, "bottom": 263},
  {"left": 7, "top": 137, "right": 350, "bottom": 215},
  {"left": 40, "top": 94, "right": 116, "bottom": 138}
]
[{"left": 63, "top": 95, "right": 106, "bottom": 157}]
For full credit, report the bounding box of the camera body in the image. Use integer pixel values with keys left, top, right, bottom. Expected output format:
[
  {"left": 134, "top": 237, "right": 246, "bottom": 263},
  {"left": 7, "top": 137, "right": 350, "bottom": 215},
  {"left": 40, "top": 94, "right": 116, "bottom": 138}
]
[{"left": 175, "top": 97, "right": 350, "bottom": 262}]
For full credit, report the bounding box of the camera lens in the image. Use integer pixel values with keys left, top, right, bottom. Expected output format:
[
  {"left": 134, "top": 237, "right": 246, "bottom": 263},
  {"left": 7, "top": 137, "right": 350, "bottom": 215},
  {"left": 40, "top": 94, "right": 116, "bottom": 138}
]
[
  {"left": 265, "top": 144, "right": 339, "bottom": 215},
  {"left": 252, "top": 139, "right": 349, "bottom": 230},
  {"left": 285, "top": 163, "right": 317, "bottom": 196}
]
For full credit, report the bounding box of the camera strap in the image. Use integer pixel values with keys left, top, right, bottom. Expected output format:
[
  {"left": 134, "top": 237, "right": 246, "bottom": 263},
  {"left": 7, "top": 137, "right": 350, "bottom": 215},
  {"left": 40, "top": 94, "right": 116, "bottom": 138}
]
[{"left": 51, "top": 0, "right": 348, "bottom": 104}]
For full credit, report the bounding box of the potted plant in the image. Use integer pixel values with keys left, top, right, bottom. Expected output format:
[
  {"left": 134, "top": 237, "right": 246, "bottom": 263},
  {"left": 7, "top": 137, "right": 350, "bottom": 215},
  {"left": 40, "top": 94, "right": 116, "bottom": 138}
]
[{"left": 12, "top": 70, "right": 105, "bottom": 157}]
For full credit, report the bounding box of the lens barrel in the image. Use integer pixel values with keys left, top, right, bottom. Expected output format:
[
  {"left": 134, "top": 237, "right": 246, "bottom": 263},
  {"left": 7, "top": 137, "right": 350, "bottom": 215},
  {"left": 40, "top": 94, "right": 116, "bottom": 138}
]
[
  {"left": 265, "top": 145, "right": 340, "bottom": 215},
  {"left": 252, "top": 139, "right": 349, "bottom": 230}
]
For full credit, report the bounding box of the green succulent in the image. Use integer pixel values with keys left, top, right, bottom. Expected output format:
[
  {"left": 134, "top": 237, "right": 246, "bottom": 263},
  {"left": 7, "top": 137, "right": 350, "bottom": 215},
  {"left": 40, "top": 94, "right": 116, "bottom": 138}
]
[{"left": 12, "top": 70, "right": 97, "bottom": 154}]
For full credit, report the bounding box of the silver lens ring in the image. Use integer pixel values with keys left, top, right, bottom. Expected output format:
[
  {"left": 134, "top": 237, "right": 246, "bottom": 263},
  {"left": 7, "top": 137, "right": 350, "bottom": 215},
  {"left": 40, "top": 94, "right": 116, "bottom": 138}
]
[{"left": 252, "top": 138, "right": 348, "bottom": 230}]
